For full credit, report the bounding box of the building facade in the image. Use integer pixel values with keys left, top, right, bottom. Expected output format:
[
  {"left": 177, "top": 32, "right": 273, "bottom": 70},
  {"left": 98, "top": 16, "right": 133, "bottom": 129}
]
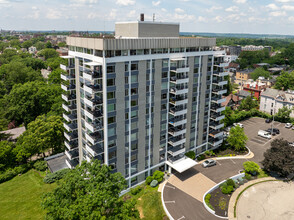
[
  {"left": 260, "top": 88, "right": 294, "bottom": 117},
  {"left": 61, "top": 21, "right": 227, "bottom": 188}
]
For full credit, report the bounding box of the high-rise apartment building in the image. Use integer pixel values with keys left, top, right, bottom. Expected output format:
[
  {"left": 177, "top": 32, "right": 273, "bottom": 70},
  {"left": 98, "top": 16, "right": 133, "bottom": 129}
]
[{"left": 61, "top": 19, "right": 227, "bottom": 188}]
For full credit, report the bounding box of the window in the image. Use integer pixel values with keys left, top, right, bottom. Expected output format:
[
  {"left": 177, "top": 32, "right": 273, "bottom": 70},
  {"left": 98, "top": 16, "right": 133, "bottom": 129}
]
[
  {"left": 131, "top": 165, "right": 137, "bottom": 174},
  {"left": 160, "top": 134, "right": 166, "bottom": 141},
  {"left": 125, "top": 76, "right": 128, "bottom": 84},
  {"left": 108, "top": 127, "right": 116, "bottom": 137},
  {"left": 107, "top": 65, "right": 115, "bottom": 73},
  {"left": 162, "top": 60, "right": 169, "bottom": 68},
  {"left": 131, "top": 88, "right": 137, "bottom": 95},
  {"left": 161, "top": 104, "right": 167, "bottom": 110},
  {"left": 94, "top": 50, "right": 103, "bottom": 57},
  {"left": 107, "top": 78, "right": 115, "bottom": 86},
  {"left": 107, "top": 103, "right": 116, "bottom": 112},
  {"left": 131, "top": 133, "right": 138, "bottom": 141},
  {"left": 109, "top": 150, "right": 116, "bottom": 160},
  {"left": 105, "top": 50, "right": 115, "bottom": 57},
  {"left": 162, "top": 71, "right": 168, "bottom": 78},
  {"left": 125, "top": 113, "right": 129, "bottom": 120},
  {"left": 131, "top": 110, "right": 138, "bottom": 118},
  {"left": 161, "top": 82, "right": 168, "bottom": 90},
  {"left": 125, "top": 63, "right": 129, "bottom": 72},
  {"left": 107, "top": 92, "right": 115, "bottom": 99},
  {"left": 122, "top": 50, "right": 128, "bottom": 56},
  {"left": 131, "top": 143, "right": 138, "bottom": 151},
  {"left": 108, "top": 116, "right": 116, "bottom": 124},
  {"left": 131, "top": 63, "right": 138, "bottom": 71},
  {"left": 195, "top": 57, "right": 200, "bottom": 65},
  {"left": 131, "top": 99, "right": 138, "bottom": 107},
  {"left": 161, "top": 123, "right": 166, "bottom": 131},
  {"left": 131, "top": 154, "right": 137, "bottom": 162},
  {"left": 108, "top": 139, "right": 116, "bottom": 148},
  {"left": 131, "top": 121, "right": 138, "bottom": 130},
  {"left": 161, "top": 93, "right": 167, "bottom": 99},
  {"left": 131, "top": 75, "right": 138, "bottom": 83},
  {"left": 115, "top": 50, "right": 121, "bottom": 56}
]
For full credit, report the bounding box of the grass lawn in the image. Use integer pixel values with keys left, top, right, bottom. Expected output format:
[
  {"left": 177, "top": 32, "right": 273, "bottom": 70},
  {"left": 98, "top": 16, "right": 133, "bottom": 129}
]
[
  {"left": 0, "top": 169, "right": 56, "bottom": 220},
  {"left": 125, "top": 184, "right": 167, "bottom": 220}
]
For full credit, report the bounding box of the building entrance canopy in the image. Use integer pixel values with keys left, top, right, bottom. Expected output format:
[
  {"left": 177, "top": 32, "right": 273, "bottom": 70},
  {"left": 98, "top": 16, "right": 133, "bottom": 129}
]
[{"left": 166, "top": 157, "right": 198, "bottom": 173}]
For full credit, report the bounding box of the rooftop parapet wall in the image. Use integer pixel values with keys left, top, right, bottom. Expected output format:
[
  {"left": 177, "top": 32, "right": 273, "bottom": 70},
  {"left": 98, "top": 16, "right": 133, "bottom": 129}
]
[{"left": 66, "top": 36, "right": 216, "bottom": 51}]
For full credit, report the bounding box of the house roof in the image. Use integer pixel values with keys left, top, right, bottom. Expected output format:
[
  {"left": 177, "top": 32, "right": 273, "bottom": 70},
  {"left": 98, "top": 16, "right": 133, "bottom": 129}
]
[
  {"left": 239, "top": 90, "right": 251, "bottom": 97},
  {"left": 222, "top": 94, "right": 241, "bottom": 106},
  {"left": 261, "top": 88, "right": 294, "bottom": 104}
]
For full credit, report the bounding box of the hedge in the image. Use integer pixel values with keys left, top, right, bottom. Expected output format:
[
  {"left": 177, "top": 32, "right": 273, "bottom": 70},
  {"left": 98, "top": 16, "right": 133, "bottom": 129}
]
[
  {"left": 0, "top": 164, "right": 31, "bottom": 184},
  {"left": 43, "top": 168, "right": 70, "bottom": 184},
  {"left": 204, "top": 193, "right": 214, "bottom": 210}
]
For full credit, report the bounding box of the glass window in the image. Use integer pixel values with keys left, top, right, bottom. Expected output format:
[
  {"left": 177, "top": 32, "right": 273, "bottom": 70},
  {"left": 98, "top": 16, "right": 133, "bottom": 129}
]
[
  {"left": 161, "top": 123, "right": 166, "bottom": 131},
  {"left": 131, "top": 75, "right": 138, "bottom": 83},
  {"left": 125, "top": 63, "right": 129, "bottom": 72},
  {"left": 161, "top": 82, "right": 168, "bottom": 90},
  {"left": 109, "top": 150, "right": 116, "bottom": 160},
  {"left": 107, "top": 78, "right": 115, "bottom": 86},
  {"left": 108, "top": 116, "right": 116, "bottom": 124},
  {"left": 195, "top": 57, "right": 200, "bottom": 65},
  {"left": 131, "top": 63, "right": 138, "bottom": 71},
  {"left": 115, "top": 50, "right": 121, "bottom": 56},
  {"left": 107, "top": 65, "right": 115, "bottom": 73},
  {"left": 131, "top": 121, "right": 138, "bottom": 130},
  {"left": 162, "top": 71, "right": 168, "bottom": 78},
  {"left": 108, "top": 127, "right": 116, "bottom": 137},
  {"left": 131, "top": 99, "right": 138, "bottom": 107},
  {"left": 131, "top": 133, "right": 137, "bottom": 141},
  {"left": 131, "top": 110, "right": 138, "bottom": 118},
  {"left": 122, "top": 50, "right": 128, "bottom": 56},
  {"left": 131, "top": 88, "right": 137, "bottom": 95},
  {"left": 94, "top": 50, "right": 103, "bottom": 57},
  {"left": 108, "top": 139, "right": 116, "bottom": 148},
  {"left": 107, "top": 104, "right": 116, "bottom": 112},
  {"left": 107, "top": 92, "right": 115, "bottom": 99},
  {"left": 131, "top": 143, "right": 138, "bottom": 151}
]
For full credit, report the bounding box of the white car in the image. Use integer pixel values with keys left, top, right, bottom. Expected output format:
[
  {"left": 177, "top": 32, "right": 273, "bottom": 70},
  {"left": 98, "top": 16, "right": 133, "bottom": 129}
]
[
  {"left": 285, "top": 123, "right": 292, "bottom": 129},
  {"left": 202, "top": 159, "right": 217, "bottom": 168},
  {"left": 233, "top": 123, "right": 244, "bottom": 128},
  {"left": 258, "top": 130, "right": 271, "bottom": 139}
]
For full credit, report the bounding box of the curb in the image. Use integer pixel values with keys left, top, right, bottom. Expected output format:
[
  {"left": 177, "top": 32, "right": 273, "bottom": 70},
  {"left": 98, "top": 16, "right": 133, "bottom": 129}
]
[
  {"left": 202, "top": 173, "right": 246, "bottom": 219},
  {"left": 161, "top": 180, "right": 174, "bottom": 220}
]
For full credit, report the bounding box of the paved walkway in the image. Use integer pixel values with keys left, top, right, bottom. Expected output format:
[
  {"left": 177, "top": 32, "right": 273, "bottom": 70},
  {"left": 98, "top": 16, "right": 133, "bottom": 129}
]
[
  {"left": 168, "top": 171, "right": 216, "bottom": 202},
  {"left": 228, "top": 177, "right": 276, "bottom": 219}
]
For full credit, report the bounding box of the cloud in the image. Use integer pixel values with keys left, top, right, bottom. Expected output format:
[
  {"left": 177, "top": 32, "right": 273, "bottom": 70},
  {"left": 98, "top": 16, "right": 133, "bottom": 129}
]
[
  {"left": 275, "top": 0, "right": 294, "bottom": 2},
  {"left": 206, "top": 6, "right": 222, "bottom": 13},
  {"left": 266, "top": 3, "right": 279, "bottom": 10},
  {"left": 127, "top": 9, "right": 136, "bottom": 18},
  {"left": 70, "top": 0, "right": 98, "bottom": 3},
  {"left": 116, "top": 0, "right": 135, "bottom": 6},
  {"left": 281, "top": 5, "right": 294, "bottom": 11},
  {"left": 233, "top": 0, "right": 246, "bottom": 3},
  {"left": 32, "top": 6, "right": 38, "bottom": 10},
  {"left": 175, "top": 8, "right": 184, "bottom": 13},
  {"left": 152, "top": 1, "right": 160, "bottom": 6},
  {"left": 173, "top": 13, "right": 195, "bottom": 21},
  {"left": 225, "top": 6, "right": 239, "bottom": 12},
  {"left": 46, "top": 9, "right": 62, "bottom": 19},
  {"left": 289, "top": 16, "right": 294, "bottom": 21},
  {"left": 270, "top": 11, "right": 287, "bottom": 16},
  {"left": 161, "top": 8, "right": 167, "bottom": 12},
  {"left": 214, "top": 16, "right": 223, "bottom": 23},
  {"left": 197, "top": 16, "right": 206, "bottom": 22}
]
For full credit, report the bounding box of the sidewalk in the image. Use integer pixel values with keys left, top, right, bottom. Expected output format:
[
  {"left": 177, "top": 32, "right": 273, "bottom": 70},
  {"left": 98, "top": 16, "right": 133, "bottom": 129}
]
[{"left": 228, "top": 177, "right": 276, "bottom": 219}]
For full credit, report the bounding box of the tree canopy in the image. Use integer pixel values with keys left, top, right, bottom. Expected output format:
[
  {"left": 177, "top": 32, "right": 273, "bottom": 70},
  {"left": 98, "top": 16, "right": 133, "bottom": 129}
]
[
  {"left": 42, "top": 160, "right": 139, "bottom": 220},
  {"left": 250, "top": 67, "right": 271, "bottom": 81},
  {"left": 274, "top": 106, "right": 292, "bottom": 123},
  {"left": 262, "top": 138, "right": 294, "bottom": 177},
  {"left": 227, "top": 125, "right": 248, "bottom": 151},
  {"left": 274, "top": 71, "right": 294, "bottom": 90},
  {"left": 38, "top": 48, "right": 59, "bottom": 60},
  {"left": 239, "top": 96, "right": 258, "bottom": 111}
]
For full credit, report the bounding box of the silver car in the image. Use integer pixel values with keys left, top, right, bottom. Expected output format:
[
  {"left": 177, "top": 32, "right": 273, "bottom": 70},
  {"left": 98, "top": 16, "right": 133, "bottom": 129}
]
[{"left": 202, "top": 159, "right": 217, "bottom": 168}]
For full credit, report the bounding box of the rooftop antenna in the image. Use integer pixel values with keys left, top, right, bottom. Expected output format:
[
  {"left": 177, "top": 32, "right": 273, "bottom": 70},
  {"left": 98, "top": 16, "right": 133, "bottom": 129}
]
[{"left": 153, "top": 13, "right": 155, "bottom": 22}]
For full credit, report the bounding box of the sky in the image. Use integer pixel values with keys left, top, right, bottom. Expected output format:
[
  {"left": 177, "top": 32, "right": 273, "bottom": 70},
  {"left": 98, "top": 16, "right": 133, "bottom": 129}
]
[{"left": 1, "top": 0, "right": 294, "bottom": 35}]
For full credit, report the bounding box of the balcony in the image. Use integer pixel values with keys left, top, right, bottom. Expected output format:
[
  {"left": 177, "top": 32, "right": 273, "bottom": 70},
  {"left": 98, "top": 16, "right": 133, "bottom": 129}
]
[
  {"left": 85, "top": 119, "right": 103, "bottom": 133},
  {"left": 84, "top": 84, "right": 102, "bottom": 94},
  {"left": 64, "top": 131, "right": 78, "bottom": 141},
  {"left": 170, "top": 87, "right": 188, "bottom": 95},
  {"left": 211, "top": 96, "right": 226, "bottom": 104},
  {"left": 86, "top": 143, "right": 103, "bottom": 157},
  {"left": 211, "top": 104, "right": 226, "bottom": 113},
  {"left": 169, "top": 118, "right": 187, "bottom": 127},
  {"left": 169, "top": 107, "right": 187, "bottom": 116},
  {"left": 209, "top": 130, "right": 224, "bottom": 139},
  {"left": 85, "top": 131, "right": 103, "bottom": 145},
  {"left": 212, "top": 88, "right": 227, "bottom": 96},
  {"left": 62, "top": 104, "right": 69, "bottom": 112},
  {"left": 210, "top": 113, "right": 225, "bottom": 121},
  {"left": 167, "top": 146, "right": 185, "bottom": 157},
  {"left": 213, "top": 71, "right": 229, "bottom": 77},
  {"left": 213, "top": 80, "right": 228, "bottom": 86},
  {"left": 210, "top": 122, "right": 224, "bottom": 130},
  {"left": 209, "top": 138, "right": 223, "bottom": 147},
  {"left": 84, "top": 96, "right": 103, "bottom": 108},
  {"left": 64, "top": 140, "right": 78, "bottom": 150},
  {"left": 82, "top": 69, "right": 102, "bottom": 81},
  {"left": 168, "top": 137, "right": 186, "bottom": 147},
  {"left": 66, "top": 158, "right": 79, "bottom": 169},
  {"left": 167, "top": 155, "right": 186, "bottom": 164},
  {"left": 168, "top": 127, "right": 186, "bottom": 136},
  {"left": 84, "top": 108, "right": 103, "bottom": 121},
  {"left": 64, "top": 122, "right": 77, "bottom": 132},
  {"left": 65, "top": 149, "right": 79, "bottom": 160},
  {"left": 62, "top": 93, "right": 76, "bottom": 102},
  {"left": 63, "top": 113, "right": 77, "bottom": 122},
  {"left": 61, "top": 84, "right": 68, "bottom": 92},
  {"left": 169, "top": 96, "right": 188, "bottom": 106},
  {"left": 170, "top": 75, "right": 189, "bottom": 84},
  {"left": 60, "top": 63, "right": 75, "bottom": 71}
]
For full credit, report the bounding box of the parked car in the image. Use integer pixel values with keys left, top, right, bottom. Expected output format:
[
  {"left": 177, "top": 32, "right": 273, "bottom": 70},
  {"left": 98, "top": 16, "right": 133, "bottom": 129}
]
[
  {"left": 285, "top": 123, "right": 292, "bottom": 128},
  {"left": 233, "top": 123, "right": 244, "bottom": 128},
  {"left": 266, "top": 128, "right": 280, "bottom": 135},
  {"left": 265, "top": 119, "right": 272, "bottom": 123},
  {"left": 288, "top": 142, "right": 294, "bottom": 147},
  {"left": 202, "top": 159, "right": 217, "bottom": 168},
  {"left": 258, "top": 130, "right": 272, "bottom": 139}
]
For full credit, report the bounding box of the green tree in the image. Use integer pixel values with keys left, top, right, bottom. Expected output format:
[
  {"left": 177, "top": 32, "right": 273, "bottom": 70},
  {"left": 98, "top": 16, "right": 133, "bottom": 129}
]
[
  {"left": 21, "top": 40, "right": 33, "bottom": 49},
  {"left": 262, "top": 138, "right": 294, "bottom": 177},
  {"left": 275, "top": 71, "right": 294, "bottom": 90},
  {"left": 38, "top": 48, "right": 58, "bottom": 60},
  {"left": 45, "top": 41, "right": 52, "bottom": 48},
  {"left": 0, "top": 81, "right": 7, "bottom": 99},
  {"left": 58, "top": 42, "right": 67, "bottom": 47},
  {"left": 46, "top": 57, "right": 66, "bottom": 70},
  {"left": 223, "top": 106, "right": 234, "bottom": 127},
  {"left": 274, "top": 106, "right": 292, "bottom": 123},
  {"left": 0, "top": 141, "right": 16, "bottom": 171},
  {"left": 239, "top": 96, "right": 258, "bottom": 111},
  {"left": 9, "top": 39, "right": 21, "bottom": 48},
  {"left": 48, "top": 68, "right": 65, "bottom": 84},
  {"left": 42, "top": 160, "right": 139, "bottom": 220},
  {"left": 250, "top": 67, "right": 271, "bottom": 81},
  {"left": 227, "top": 125, "right": 248, "bottom": 151},
  {"left": 22, "top": 57, "right": 47, "bottom": 70},
  {"left": 15, "top": 115, "right": 64, "bottom": 161},
  {"left": 243, "top": 161, "right": 260, "bottom": 175},
  {"left": 2, "top": 81, "right": 62, "bottom": 125},
  {"left": 35, "top": 41, "right": 45, "bottom": 51}
]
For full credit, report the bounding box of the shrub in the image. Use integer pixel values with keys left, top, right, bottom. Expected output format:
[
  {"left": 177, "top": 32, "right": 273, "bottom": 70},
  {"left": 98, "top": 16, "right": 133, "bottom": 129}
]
[
  {"left": 197, "top": 154, "right": 205, "bottom": 161},
  {"left": 226, "top": 179, "right": 236, "bottom": 188},
  {"left": 153, "top": 170, "right": 164, "bottom": 183},
  {"left": 245, "top": 173, "right": 252, "bottom": 180},
  {"left": 150, "top": 180, "right": 158, "bottom": 187},
  {"left": 130, "top": 185, "right": 142, "bottom": 195},
  {"left": 221, "top": 185, "right": 234, "bottom": 194},
  {"left": 185, "top": 151, "right": 196, "bottom": 160},
  {"left": 145, "top": 176, "right": 153, "bottom": 185},
  {"left": 205, "top": 150, "right": 215, "bottom": 157},
  {"left": 243, "top": 161, "right": 260, "bottom": 176},
  {"left": 205, "top": 193, "right": 214, "bottom": 210},
  {"left": 0, "top": 164, "right": 30, "bottom": 184},
  {"left": 43, "top": 168, "right": 70, "bottom": 184},
  {"left": 34, "top": 160, "right": 47, "bottom": 171}
]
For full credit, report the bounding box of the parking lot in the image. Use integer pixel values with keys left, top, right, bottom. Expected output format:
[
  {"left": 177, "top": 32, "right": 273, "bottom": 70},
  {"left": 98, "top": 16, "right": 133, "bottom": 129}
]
[{"left": 162, "top": 117, "right": 294, "bottom": 220}]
